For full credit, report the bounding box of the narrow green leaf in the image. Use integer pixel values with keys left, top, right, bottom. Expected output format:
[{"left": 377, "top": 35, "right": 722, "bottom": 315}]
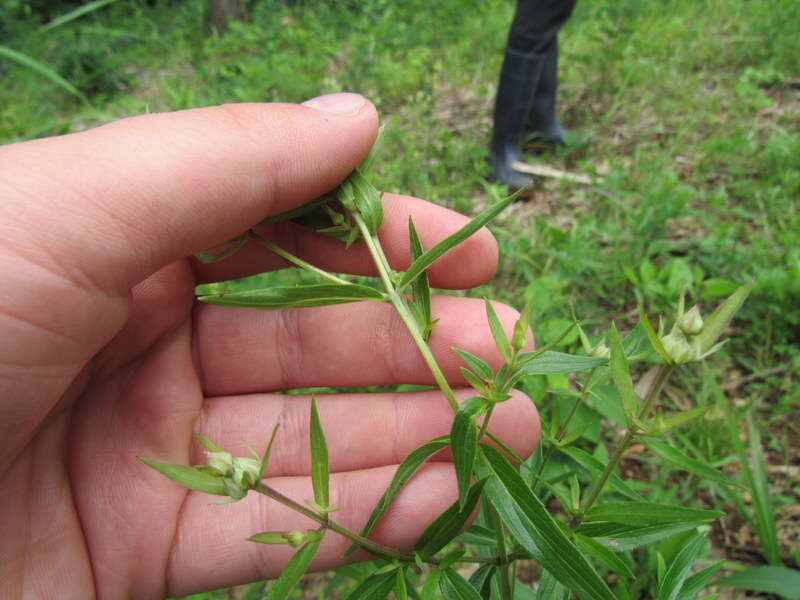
[
  {"left": 422, "top": 571, "right": 443, "bottom": 600},
  {"left": 394, "top": 568, "right": 408, "bottom": 600},
  {"left": 585, "top": 503, "right": 722, "bottom": 527},
  {"left": 415, "top": 479, "right": 487, "bottom": 558},
  {"left": 468, "top": 563, "right": 495, "bottom": 599},
  {"left": 0, "top": 45, "right": 88, "bottom": 103},
  {"left": 357, "top": 123, "right": 386, "bottom": 173},
  {"left": 695, "top": 282, "right": 752, "bottom": 352},
  {"left": 259, "top": 425, "right": 280, "bottom": 480},
  {"left": 484, "top": 430, "right": 525, "bottom": 464},
  {"left": 714, "top": 566, "right": 800, "bottom": 599},
  {"left": 479, "top": 444, "right": 616, "bottom": 600},
  {"left": 576, "top": 521, "right": 701, "bottom": 552},
  {"left": 642, "top": 439, "right": 745, "bottom": 489},
  {"left": 654, "top": 405, "right": 713, "bottom": 434},
  {"left": 451, "top": 398, "right": 488, "bottom": 509},
  {"left": 675, "top": 563, "right": 723, "bottom": 600},
  {"left": 658, "top": 532, "right": 706, "bottom": 600},
  {"left": 139, "top": 457, "right": 227, "bottom": 496},
  {"left": 484, "top": 300, "right": 512, "bottom": 362},
  {"left": 609, "top": 322, "right": 640, "bottom": 420},
  {"left": 746, "top": 411, "right": 782, "bottom": 565},
  {"left": 457, "top": 524, "right": 497, "bottom": 547},
  {"left": 267, "top": 541, "right": 321, "bottom": 600},
  {"left": 622, "top": 322, "right": 649, "bottom": 357},
  {"left": 248, "top": 531, "right": 291, "bottom": 545},
  {"left": 259, "top": 193, "right": 334, "bottom": 225},
  {"left": 196, "top": 282, "right": 384, "bottom": 310},
  {"left": 453, "top": 348, "right": 493, "bottom": 381},
  {"left": 398, "top": 191, "right": 520, "bottom": 291},
  {"left": 196, "top": 435, "right": 224, "bottom": 453},
  {"left": 516, "top": 351, "right": 606, "bottom": 376},
  {"left": 460, "top": 368, "right": 493, "bottom": 399},
  {"left": 556, "top": 446, "right": 642, "bottom": 501},
  {"left": 575, "top": 534, "right": 635, "bottom": 580},
  {"left": 638, "top": 306, "right": 672, "bottom": 363},
  {"left": 408, "top": 218, "right": 434, "bottom": 340},
  {"left": 438, "top": 549, "right": 465, "bottom": 570},
  {"left": 343, "top": 436, "right": 450, "bottom": 556},
  {"left": 341, "top": 169, "right": 383, "bottom": 234},
  {"left": 440, "top": 568, "right": 483, "bottom": 600},
  {"left": 41, "top": 0, "right": 119, "bottom": 31},
  {"left": 511, "top": 301, "right": 532, "bottom": 352},
  {"left": 309, "top": 398, "right": 329, "bottom": 508},
  {"left": 533, "top": 569, "right": 569, "bottom": 600},
  {"left": 343, "top": 569, "right": 397, "bottom": 600},
  {"left": 195, "top": 233, "right": 248, "bottom": 263}
]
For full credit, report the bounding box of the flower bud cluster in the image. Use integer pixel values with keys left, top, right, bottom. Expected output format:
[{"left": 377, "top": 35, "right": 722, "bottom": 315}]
[
  {"left": 660, "top": 303, "right": 713, "bottom": 364},
  {"left": 206, "top": 450, "right": 263, "bottom": 500}
]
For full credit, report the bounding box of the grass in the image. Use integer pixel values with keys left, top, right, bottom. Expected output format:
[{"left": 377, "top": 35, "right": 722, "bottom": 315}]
[{"left": 2, "top": 0, "right": 797, "bottom": 597}]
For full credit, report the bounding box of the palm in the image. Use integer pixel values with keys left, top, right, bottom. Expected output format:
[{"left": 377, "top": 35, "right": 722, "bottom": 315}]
[
  {"left": 0, "top": 101, "right": 538, "bottom": 598},
  {"left": 7, "top": 244, "right": 536, "bottom": 598}
]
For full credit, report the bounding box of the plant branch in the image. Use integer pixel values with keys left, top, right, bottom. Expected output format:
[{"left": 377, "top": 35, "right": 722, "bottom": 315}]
[
  {"left": 533, "top": 368, "right": 598, "bottom": 492},
  {"left": 574, "top": 364, "right": 674, "bottom": 524},
  {"left": 256, "top": 483, "right": 505, "bottom": 566},
  {"left": 487, "top": 504, "right": 514, "bottom": 600},
  {"left": 352, "top": 213, "right": 459, "bottom": 412},
  {"left": 248, "top": 231, "right": 355, "bottom": 286}
]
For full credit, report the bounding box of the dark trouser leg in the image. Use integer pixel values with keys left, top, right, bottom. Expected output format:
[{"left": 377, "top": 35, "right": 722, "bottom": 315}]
[
  {"left": 507, "top": 0, "right": 576, "bottom": 55},
  {"left": 489, "top": 0, "right": 576, "bottom": 186},
  {"left": 527, "top": 36, "right": 565, "bottom": 145},
  {"left": 489, "top": 47, "right": 547, "bottom": 189}
]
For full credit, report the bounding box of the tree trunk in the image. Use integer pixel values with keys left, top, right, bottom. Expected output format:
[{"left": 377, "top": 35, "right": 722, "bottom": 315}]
[{"left": 208, "top": 0, "right": 247, "bottom": 35}]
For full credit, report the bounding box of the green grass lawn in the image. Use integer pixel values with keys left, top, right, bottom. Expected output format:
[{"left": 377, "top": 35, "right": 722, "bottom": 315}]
[{"left": 2, "top": 0, "right": 798, "bottom": 597}]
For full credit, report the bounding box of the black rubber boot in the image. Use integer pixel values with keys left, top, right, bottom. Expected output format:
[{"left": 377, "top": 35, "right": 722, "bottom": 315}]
[
  {"left": 526, "top": 38, "right": 566, "bottom": 147},
  {"left": 489, "top": 47, "right": 546, "bottom": 190}
]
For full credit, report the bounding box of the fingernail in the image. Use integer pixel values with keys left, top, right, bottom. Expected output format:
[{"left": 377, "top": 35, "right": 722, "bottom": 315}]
[{"left": 301, "top": 93, "right": 366, "bottom": 116}]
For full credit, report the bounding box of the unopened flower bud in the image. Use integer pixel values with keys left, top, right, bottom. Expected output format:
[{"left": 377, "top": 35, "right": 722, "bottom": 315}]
[
  {"left": 589, "top": 342, "right": 611, "bottom": 359},
  {"left": 677, "top": 305, "right": 704, "bottom": 336},
  {"left": 206, "top": 450, "right": 235, "bottom": 474},
  {"left": 232, "top": 457, "right": 262, "bottom": 487},
  {"left": 661, "top": 330, "right": 694, "bottom": 363},
  {"left": 285, "top": 530, "right": 307, "bottom": 548}
]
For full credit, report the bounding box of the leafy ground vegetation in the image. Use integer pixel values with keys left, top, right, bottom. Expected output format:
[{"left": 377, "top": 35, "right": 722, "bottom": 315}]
[{"left": 1, "top": 0, "right": 798, "bottom": 598}]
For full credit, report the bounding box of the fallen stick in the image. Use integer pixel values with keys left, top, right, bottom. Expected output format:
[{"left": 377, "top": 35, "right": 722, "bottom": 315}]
[{"left": 513, "top": 160, "right": 595, "bottom": 184}]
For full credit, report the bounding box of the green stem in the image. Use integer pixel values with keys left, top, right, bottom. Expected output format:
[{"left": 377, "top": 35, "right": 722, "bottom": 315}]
[
  {"left": 533, "top": 368, "right": 597, "bottom": 491},
  {"left": 248, "top": 231, "right": 355, "bottom": 286},
  {"left": 256, "top": 483, "right": 499, "bottom": 565},
  {"left": 353, "top": 213, "right": 459, "bottom": 413},
  {"left": 574, "top": 364, "right": 674, "bottom": 523},
  {"left": 477, "top": 404, "right": 495, "bottom": 440},
  {"left": 487, "top": 504, "right": 514, "bottom": 600}
]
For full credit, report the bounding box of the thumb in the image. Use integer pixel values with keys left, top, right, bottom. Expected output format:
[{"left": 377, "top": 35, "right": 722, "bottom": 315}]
[{"left": 0, "top": 93, "right": 378, "bottom": 293}]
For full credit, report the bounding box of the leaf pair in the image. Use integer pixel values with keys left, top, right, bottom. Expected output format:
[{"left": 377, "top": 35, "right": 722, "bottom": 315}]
[
  {"left": 451, "top": 397, "right": 490, "bottom": 509},
  {"left": 407, "top": 219, "right": 437, "bottom": 340},
  {"left": 478, "top": 444, "right": 617, "bottom": 600},
  {"left": 254, "top": 400, "right": 331, "bottom": 600},
  {"left": 343, "top": 436, "right": 450, "bottom": 557},
  {"left": 196, "top": 282, "right": 385, "bottom": 310}
]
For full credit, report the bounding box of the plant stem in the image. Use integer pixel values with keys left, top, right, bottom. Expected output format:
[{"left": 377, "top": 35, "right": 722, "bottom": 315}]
[
  {"left": 487, "top": 504, "right": 514, "bottom": 600},
  {"left": 533, "top": 368, "right": 597, "bottom": 492},
  {"left": 256, "top": 483, "right": 410, "bottom": 561},
  {"left": 353, "top": 213, "right": 459, "bottom": 413},
  {"left": 574, "top": 364, "right": 674, "bottom": 524},
  {"left": 477, "top": 404, "right": 495, "bottom": 440},
  {"left": 248, "top": 231, "right": 356, "bottom": 286},
  {"left": 256, "top": 483, "right": 503, "bottom": 566}
]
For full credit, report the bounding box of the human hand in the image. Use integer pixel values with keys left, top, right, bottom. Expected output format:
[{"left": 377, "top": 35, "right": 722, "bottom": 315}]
[{"left": 0, "top": 93, "right": 539, "bottom": 598}]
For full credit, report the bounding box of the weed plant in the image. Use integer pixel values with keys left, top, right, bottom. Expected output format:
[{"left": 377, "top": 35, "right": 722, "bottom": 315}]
[{"left": 2, "top": 1, "right": 798, "bottom": 598}]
